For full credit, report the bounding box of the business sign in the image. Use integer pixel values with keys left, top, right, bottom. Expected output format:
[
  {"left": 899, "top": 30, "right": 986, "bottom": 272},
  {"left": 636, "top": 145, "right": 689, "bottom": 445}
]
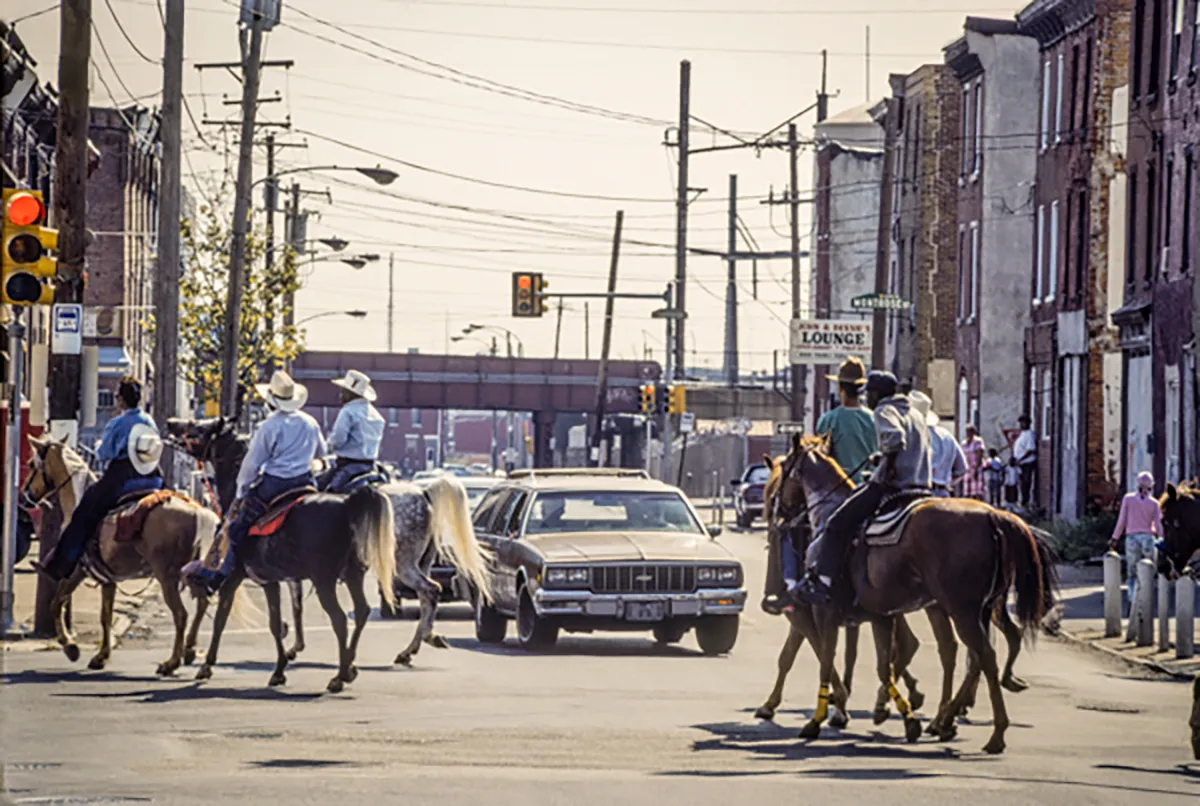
[
  {"left": 788, "top": 318, "right": 872, "bottom": 365},
  {"left": 51, "top": 303, "right": 83, "bottom": 355},
  {"left": 679, "top": 412, "right": 696, "bottom": 434}
]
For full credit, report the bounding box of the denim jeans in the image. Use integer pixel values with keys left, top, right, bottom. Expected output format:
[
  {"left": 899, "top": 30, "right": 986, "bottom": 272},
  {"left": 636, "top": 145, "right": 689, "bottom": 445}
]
[
  {"left": 227, "top": 473, "right": 315, "bottom": 560},
  {"left": 1124, "top": 532, "right": 1156, "bottom": 617},
  {"left": 813, "top": 481, "right": 888, "bottom": 580}
]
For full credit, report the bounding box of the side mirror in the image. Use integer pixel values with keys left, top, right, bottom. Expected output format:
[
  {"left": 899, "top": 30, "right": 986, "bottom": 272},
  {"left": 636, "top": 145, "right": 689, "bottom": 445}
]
[
  {"left": 706, "top": 524, "right": 723, "bottom": 538},
  {"left": 729, "top": 479, "right": 741, "bottom": 487}
]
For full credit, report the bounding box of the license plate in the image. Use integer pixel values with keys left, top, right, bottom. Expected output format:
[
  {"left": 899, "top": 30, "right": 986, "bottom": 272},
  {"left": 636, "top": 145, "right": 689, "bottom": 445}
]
[{"left": 625, "top": 602, "right": 665, "bottom": 622}]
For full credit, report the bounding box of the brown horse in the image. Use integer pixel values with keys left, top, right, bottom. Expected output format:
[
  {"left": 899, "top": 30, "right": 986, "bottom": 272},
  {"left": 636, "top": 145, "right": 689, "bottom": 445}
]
[
  {"left": 777, "top": 435, "right": 1057, "bottom": 753},
  {"left": 1156, "top": 482, "right": 1200, "bottom": 758},
  {"left": 20, "top": 435, "right": 220, "bottom": 675}
]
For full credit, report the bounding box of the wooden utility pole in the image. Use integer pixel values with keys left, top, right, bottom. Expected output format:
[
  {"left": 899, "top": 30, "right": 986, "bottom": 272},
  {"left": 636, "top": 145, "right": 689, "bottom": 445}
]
[
  {"left": 673, "top": 60, "right": 690, "bottom": 381},
  {"left": 723, "top": 174, "right": 738, "bottom": 386},
  {"left": 872, "top": 97, "right": 899, "bottom": 370},
  {"left": 387, "top": 253, "right": 395, "bottom": 353},
  {"left": 787, "top": 122, "right": 805, "bottom": 423},
  {"left": 553, "top": 300, "right": 564, "bottom": 359},
  {"left": 589, "top": 211, "right": 624, "bottom": 466},
  {"left": 153, "top": 0, "right": 184, "bottom": 445},
  {"left": 220, "top": 10, "right": 266, "bottom": 419}
]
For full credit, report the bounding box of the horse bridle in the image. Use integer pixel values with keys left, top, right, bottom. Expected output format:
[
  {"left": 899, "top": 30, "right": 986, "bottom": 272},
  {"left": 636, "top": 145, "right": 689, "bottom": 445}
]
[
  {"left": 19, "top": 449, "right": 84, "bottom": 512},
  {"left": 772, "top": 448, "right": 870, "bottom": 533}
]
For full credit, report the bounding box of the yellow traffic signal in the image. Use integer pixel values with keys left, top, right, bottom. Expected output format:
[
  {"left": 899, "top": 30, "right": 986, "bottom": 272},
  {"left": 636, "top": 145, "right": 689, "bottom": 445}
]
[
  {"left": 512, "top": 271, "right": 545, "bottom": 318},
  {"left": 668, "top": 385, "right": 687, "bottom": 415},
  {"left": 534, "top": 275, "right": 549, "bottom": 316},
  {"left": 2, "top": 189, "right": 57, "bottom": 305},
  {"left": 640, "top": 383, "right": 655, "bottom": 413}
]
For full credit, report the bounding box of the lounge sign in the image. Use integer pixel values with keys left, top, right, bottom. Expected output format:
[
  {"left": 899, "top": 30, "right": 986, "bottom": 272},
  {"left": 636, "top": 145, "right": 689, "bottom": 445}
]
[{"left": 788, "top": 318, "right": 872, "bottom": 365}]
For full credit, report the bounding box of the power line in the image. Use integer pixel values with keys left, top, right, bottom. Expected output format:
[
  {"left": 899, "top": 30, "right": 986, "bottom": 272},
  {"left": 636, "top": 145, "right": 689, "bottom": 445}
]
[
  {"left": 369, "top": 1, "right": 1014, "bottom": 15},
  {"left": 104, "top": 0, "right": 160, "bottom": 64}
]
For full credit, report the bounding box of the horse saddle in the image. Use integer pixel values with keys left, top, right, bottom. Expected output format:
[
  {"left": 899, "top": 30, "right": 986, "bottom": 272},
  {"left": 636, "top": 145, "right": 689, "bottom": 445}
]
[
  {"left": 861, "top": 489, "right": 933, "bottom": 547},
  {"left": 98, "top": 488, "right": 187, "bottom": 544},
  {"left": 248, "top": 487, "right": 317, "bottom": 537}
]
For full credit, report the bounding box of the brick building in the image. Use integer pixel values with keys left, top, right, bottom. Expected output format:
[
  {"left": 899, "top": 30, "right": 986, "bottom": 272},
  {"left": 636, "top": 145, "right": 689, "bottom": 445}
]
[
  {"left": 882, "top": 65, "right": 962, "bottom": 421},
  {"left": 1015, "top": 0, "right": 1130, "bottom": 518},
  {"left": 944, "top": 19, "right": 1041, "bottom": 453},
  {"left": 1117, "top": 0, "right": 1198, "bottom": 491}
]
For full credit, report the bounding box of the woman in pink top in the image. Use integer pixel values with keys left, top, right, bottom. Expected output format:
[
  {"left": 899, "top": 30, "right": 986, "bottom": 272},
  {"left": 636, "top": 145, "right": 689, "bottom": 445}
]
[
  {"left": 961, "top": 424, "right": 986, "bottom": 499},
  {"left": 1110, "top": 471, "right": 1164, "bottom": 635}
]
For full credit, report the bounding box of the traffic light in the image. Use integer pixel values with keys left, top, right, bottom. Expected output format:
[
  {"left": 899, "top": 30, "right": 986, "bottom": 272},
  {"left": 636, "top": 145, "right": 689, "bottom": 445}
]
[
  {"left": 668, "top": 385, "right": 687, "bottom": 415},
  {"left": 639, "top": 383, "right": 656, "bottom": 413},
  {"left": 2, "top": 189, "right": 57, "bottom": 305},
  {"left": 534, "top": 275, "right": 549, "bottom": 316},
  {"left": 654, "top": 383, "right": 667, "bottom": 415},
  {"left": 511, "top": 271, "right": 545, "bottom": 318}
]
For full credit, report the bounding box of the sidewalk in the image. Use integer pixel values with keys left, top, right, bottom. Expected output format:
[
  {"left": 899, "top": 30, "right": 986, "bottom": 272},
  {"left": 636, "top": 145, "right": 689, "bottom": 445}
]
[{"left": 2, "top": 546, "right": 153, "bottom": 655}]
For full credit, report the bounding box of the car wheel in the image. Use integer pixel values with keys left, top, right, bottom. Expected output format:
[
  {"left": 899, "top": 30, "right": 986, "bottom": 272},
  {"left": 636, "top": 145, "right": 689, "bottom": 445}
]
[
  {"left": 474, "top": 587, "right": 508, "bottom": 644},
  {"left": 652, "top": 622, "right": 688, "bottom": 645},
  {"left": 695, "top": 614, "right": 739, "bottom": 655},
  {"left": 378, "top": 585, "right": 402, "bottom": 620},
  {"left": 737, "top": 510, "right": 754, "bottom": 529},
  {"left": 516, "top": 587, "right": 558, "bottom": 651}
]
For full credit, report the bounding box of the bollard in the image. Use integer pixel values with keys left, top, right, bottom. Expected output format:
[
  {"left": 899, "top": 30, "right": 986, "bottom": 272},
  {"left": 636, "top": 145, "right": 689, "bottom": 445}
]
[
  {"left": 1103, "top": 551, "right": 1122, "bottom": 638},
  {"left": 1135, "top": 559, "right": 1155, "bottom": 647},
  {"left": 1178, "top": 575, "right": 1196, "bottom": 659},
  {"left": 1159, "top": 573, "right": 1172, "bottom": 652}
]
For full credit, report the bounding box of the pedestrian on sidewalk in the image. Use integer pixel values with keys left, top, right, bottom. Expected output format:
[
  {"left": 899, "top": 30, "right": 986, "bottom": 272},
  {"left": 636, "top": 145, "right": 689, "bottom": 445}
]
[
  {"left": 961, "top": 424, "right": 987, "bottom": 500},
  {"left": 1003, "top": 457, "right": 1021, "bottom": 510},
  {"left": 984, "top": 448, "right": 1005, "bottom": 508},
  {"left": 1013, "top": 415, "right": 1038, "bottom": 511},
  {"left": 1110, "top": 470, "right": 1164, "bottom": 635},
  {"left": 910, "top": 391, "right": 965, "bottom": 498}
]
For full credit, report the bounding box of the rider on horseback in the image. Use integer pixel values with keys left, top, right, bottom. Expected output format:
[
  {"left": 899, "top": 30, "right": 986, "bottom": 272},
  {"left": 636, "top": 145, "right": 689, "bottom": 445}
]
[
  {"left": 188, "top": 371, "right": 327, "bottom": 595},
  {"left": 792, "top": 370, "right": 931, "bottom": 606},
  {"left": 316, "top": 369, "right": 384, "bottom": 494},
  {"left": 33, "top": 376, "right": 163, "bottom": 582}
]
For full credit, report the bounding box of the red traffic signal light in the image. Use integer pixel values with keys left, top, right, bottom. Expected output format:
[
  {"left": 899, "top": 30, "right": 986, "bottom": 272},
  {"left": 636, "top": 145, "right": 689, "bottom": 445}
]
[
  {"left": 512, "top": 271, "right": 544, "bottom": 318},
  {"left": 5, "top": 192, "right": 45, "bottom": 227}
]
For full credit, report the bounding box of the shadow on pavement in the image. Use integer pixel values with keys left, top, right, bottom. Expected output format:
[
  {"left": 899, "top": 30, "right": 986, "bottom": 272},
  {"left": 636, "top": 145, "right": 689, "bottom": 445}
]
[
  {"left": 1095, "top": 763, "right": 1200, "bottom": 783},
  {"left": 686, "top": 720, "right": 964, "bottom": 764},
  {"left": 446, "top": 635, "right": 706, "bottom": 659},
  {"left": 248, "top": 759, "right": 369, "bottom": 770},
  {"left": 53, "top": 683, "right": 326, "bottom": 704},
  {"left": 1, "top": 669, "right": 131, "bottom": 686}
]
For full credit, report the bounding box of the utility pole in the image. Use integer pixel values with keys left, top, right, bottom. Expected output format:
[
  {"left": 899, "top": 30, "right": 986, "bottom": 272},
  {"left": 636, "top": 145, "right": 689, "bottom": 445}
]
[
  {"left": 553, "top": 300, "right": 564, "bottom": 359},
  {"left": 584, "top": 301, "right": 590, "bottom": 360},
  {"left": 590, "top": 211, "right": 624, "bottom": 466},
  {"left": 872, "top": 97, "right": 898, "bottom": 370},
  {"left": 261, "top": 131, "right": 277, "bottom": 357},
  {"left": 788, "top": 122, "right": 805, "bottom": 424},
  {"left": 723, "top": 174, "right": 738, "bottom": 387},
  {"left": 387, "top": 253, "right": 395, "bottom": 352},
  {"left": 153, "top": 0, "right": 184, "bottom": 458},
  {"left": 219, "top": 9, "right": 267, "bottom": 419},
  {"left": 673, "top": 60, "right": 691, "bottom": 381},
  {"left": 661, "top": 283, "right": 675, "bottom": 483}
]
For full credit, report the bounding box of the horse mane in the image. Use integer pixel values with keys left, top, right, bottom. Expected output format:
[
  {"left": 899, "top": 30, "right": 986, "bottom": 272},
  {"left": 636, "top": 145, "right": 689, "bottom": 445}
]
[{"left": 795, "top": 433, "right": 849, "bottom": 484}]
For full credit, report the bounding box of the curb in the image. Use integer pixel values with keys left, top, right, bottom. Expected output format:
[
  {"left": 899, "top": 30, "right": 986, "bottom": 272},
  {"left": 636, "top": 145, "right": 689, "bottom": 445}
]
[{"left": 1051, "top": 626, "right": 1196, "bottom": 681}]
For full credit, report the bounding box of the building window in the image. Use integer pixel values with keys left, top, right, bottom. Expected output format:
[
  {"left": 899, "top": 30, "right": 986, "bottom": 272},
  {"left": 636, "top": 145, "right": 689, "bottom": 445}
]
[
  {"left": 958, "top": 377, "right": 970, "bottom": 442},
  {"left": 1082, "top": 38, "right": 1093, "bottom": 136},
  {"left": 1075, "top": 189, "right": 1088, "bottom": 298},
  {"left": 1040, "top": 60, "right": 1051, "bottom": 148},
  {"left": 912, "top": 105, "right": 922, "bottom": 181},
  {"left": 962, "top": 83, "right": 972, "bottom": 177},
  {"left": 97, "top": 389, "right": 115, "bottom": 409},
  {"left": 1165, "top": 152, "right": 1176, "bottom": 272},
  {"left": 1042, "top": 369, "right": 1053, "bottom": 443},
  {"left": 1035, "top": 204, "right": 1046, "bottom": 301},
  {"left": 1145, "top": 162, "right": 1157, "bottom": 282},
  {"left": 1055, "top": 53, "right": 1065, "bottom": 142},
  {"left": 1150, "top": 0, "right": 1165, "bottom": 96},
  {"left": 1127, "top": 168, "right": 1139, "bottom": 285},
  {"left": 1184, "top": 149, "right": 1194, "bottom": 273},
  {"left": 1171, "top": 0, "right": 1185, "bottom": 80},
  {"left": 1070, "top": 44, "right": 1081, "bottom": 134},
  {"left": 970, "top": 221, "right": 980, "bottom": 320},
  {"left": 1029, "top": 366, "right": 1038, "bottom": 430},
  {"left": 1193, "top": 0, "right": 1200, "bottom": 73},
  {"left": 1048, "top": 200, "right": 1059, "bottom": 301},
  {"left": 1134, "top": 0, "right": 1146, "bottom": 99},
  {"left": 411, "top": 408, "right": 422, "bottom": 428},
  {"left": 958, "top": 226, "right": 967, "bottom": 319},
  {"left": 973, "top": 81, "right": 983, "bottom": 175}
]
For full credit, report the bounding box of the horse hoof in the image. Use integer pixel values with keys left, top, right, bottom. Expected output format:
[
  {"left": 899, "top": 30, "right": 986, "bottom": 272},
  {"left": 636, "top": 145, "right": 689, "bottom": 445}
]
[
  {"left": 937, "top": 724, "right": 958, "bottom": 742},
  {"left": 982, "top": 736, "right": 1006, "bottom": 755},
  {"left": 343, "top": 665, "right": 359, "bottom": 683},
  {"left": 183, "top": 648, "right": 196, "bottom": 666},
  {"left": 1002, "top": 675, "right": 1029, "bottom": 694},
  {"left": 195, "top": 665, "right": 213, "bottom": 681},
  {"left": 64, "top": 644, "right": 80, "bottom": 663},
  {"left": 829, "top": 707, "right": 849, "bottom": 730},
  {"left": 904, "top": 716, "right": 923, "bottom": 743},
  {"left": 327, "top": 677, "right": 345, "bottom": 694},
  {"left": 425, "top": 634, "right": 450, "bottom": 650},
  {"left": 798, "top": 721, "right": 821, "bottom": 740},
  {"left": 269, "top": 672, "right": 287, "bottom": 687},
  {"left": 872, "top": 707, "right": 890, "bottom": 726},
  {"left": 394, "top": 653, "right": 413, "bottom": 667},
  {"left": 908, "top": 690, "right": 926, "bottom": 712},
  {"left": 753, "top": 706, "right": 776, "bottom": 721},
  {"left": 156, "top": 662, "right": 179, "bottom": 677},
  {"left": 87, "top": 655, "right": 107, "bottom": 671}
]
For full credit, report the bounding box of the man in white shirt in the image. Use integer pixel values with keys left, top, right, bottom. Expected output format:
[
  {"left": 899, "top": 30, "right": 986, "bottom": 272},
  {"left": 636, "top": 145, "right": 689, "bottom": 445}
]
[
  {"left": 910, "top": 391, "right": 966, "bottom": 496},
  {"left": 1013, "top": 415, "right": 1038, "bottom": 509},
  {"left": 318, "top": 369, "right": 386, "bottom": 493}
]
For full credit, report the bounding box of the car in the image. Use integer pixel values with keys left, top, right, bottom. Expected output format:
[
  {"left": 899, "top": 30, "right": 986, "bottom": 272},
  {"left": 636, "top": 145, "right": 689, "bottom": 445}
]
[
  {"left": 469, "top": 468, "right": 746, "bottom": 654},
  {"left": 730, "top": 464, "right": 770, "bottom": 528}
]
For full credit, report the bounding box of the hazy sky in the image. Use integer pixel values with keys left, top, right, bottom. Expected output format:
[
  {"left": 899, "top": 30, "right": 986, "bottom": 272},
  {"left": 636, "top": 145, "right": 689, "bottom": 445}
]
[{"left": 7, "top": 0, "right": 1013, "bottom": 371}]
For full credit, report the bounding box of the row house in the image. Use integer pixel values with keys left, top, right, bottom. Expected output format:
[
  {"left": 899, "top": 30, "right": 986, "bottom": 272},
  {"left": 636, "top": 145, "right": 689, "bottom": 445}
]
[
  {"left": 1118, "top": 0, "right": 1199, "bottom": 490},
  {"left": 944, "top": 18, "right": 1041, "bottom": 451},
  {"left": 1016, "top": 0, "right": 1130, "bottom": 517},
  {"left": 882, "top": 65, "right": 962, "bottom": 423}
]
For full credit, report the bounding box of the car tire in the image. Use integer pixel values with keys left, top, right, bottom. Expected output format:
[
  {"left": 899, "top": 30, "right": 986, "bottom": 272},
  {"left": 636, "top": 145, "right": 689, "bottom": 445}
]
[
  {"left": 737, "top": 510, "right": 754, "bottom": 529},
  {"left": 379, "top": 586, "right": 402, "bottom": 620},
  {"left": 652, "top": 622, "right": 688, "bottom": 645},
  {"left": 516, "top": 587, "right": 558, "bottom": 651},
  {"left": 474, "top": 588, "right": 508, "bottom": 644},
  {"left": 695, "top": 614, "right": 739, "bottom": 656}
]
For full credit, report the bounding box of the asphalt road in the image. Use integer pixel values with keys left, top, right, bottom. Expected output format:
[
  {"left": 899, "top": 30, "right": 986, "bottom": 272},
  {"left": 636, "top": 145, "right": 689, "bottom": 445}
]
[{"left": 2, "top": 527, "right": 1197, "bottom": 805}]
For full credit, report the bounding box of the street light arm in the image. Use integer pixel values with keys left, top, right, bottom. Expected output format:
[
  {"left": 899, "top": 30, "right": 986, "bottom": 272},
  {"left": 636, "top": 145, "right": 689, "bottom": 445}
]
[{"left": 252, "top": 164, "right": 398, "bottom": 189}]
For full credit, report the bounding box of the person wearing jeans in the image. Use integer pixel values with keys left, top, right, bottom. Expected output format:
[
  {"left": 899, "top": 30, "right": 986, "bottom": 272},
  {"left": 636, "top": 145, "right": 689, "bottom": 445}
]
[{"left": 1110, "top": 471, "right": 1164, "bottom": 640}]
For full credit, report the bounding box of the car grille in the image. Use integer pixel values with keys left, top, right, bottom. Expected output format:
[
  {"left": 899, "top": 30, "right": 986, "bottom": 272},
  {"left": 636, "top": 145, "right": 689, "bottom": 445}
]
[
  {"left": 743, "top": 486, "right": 764, "bottom": 504},
  {"left": 590, "top": 564, "right": 697, "bottom": 594}
]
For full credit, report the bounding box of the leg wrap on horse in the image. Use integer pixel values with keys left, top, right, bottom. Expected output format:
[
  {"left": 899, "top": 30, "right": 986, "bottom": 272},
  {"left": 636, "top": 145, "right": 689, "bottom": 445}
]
[
  {"left": 888, "top": 680, "right": 912, "bottom": 717},
  {"left": 814, "top": 683, "right": 831, "bottom": 723}
]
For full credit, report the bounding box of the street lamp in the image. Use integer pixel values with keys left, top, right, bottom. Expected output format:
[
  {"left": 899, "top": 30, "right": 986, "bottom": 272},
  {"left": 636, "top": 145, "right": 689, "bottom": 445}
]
[
  {"left": 253, "top": 164, "right": 399, "bottom": 189},
  {"left": 464, "top": 324, "right": 524, "bottom": 358},
  {"left": 295, "top": 310, "right": 368, "bottom": 327},
  {"left": 317, "top": 237, "right": 349, "bottom": 252},
  {"left": 451, "top": 334, "right": 497, "bottom": 355}
]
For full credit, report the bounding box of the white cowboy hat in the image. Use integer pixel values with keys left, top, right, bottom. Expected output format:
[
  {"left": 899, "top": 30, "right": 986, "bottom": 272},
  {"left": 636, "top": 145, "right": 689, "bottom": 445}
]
[
  {"left": 908, "top": 390, "right": 940, "bottom": 427},
  {"left": 330, "top": 369, "right": 377, "bottom": 402},
  {"left": 255, "top": 370, "right": 308, "bottom": 413},
  {"left": 127, "top": 423, "right": 164, "bottom": 475}
]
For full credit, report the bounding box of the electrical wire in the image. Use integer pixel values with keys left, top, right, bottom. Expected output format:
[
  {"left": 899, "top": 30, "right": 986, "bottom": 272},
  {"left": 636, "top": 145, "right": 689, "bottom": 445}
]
[{"left": 104, "top": 0, "right": 160, "bottom": 64}]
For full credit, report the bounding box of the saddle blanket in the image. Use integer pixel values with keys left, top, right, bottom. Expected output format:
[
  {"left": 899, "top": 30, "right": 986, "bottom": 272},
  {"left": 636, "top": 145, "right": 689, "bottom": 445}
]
[
  {"left": 248, "top": 488, "right": 315, "bottom": 537},
  {"left": 98, "top": 489, "right": 196, "bottom": 544}
]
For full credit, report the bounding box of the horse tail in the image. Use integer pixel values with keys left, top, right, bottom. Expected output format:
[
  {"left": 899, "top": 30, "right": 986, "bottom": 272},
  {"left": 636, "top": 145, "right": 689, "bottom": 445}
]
[
  {"left": 990, "top": 511, "right": 1056, "bottom": 634},
  {"left": 347, "top": 486, "right": 397, "bottom": 610},
  {"left": 426, "top": 475, "right": 492, "bottom": 603}
]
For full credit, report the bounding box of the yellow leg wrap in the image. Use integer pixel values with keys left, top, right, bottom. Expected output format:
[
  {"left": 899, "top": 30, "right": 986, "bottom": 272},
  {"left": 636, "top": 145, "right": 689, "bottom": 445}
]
[
  {"left": 887, "top": 682, "right": 912, "bottom": 717},
  {"left": 813, "top": 685, "right": 831, "bottom": 723}
]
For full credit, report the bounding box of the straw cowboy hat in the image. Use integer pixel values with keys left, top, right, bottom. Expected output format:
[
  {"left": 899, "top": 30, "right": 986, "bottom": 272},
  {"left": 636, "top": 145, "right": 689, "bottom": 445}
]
[
  {"left": 255, "top": 370, "right": 308, "bottom": 413},
  {"left": 825, "top": 356, "right": 868, "bottom": 387},
  {"left": 127, "top": 423, "right": 164, "bottom": 475},
  {"left": 908, "top": 390, "right": 940, "bottom": 427},
  {"left": 330, "top": 369, "right": 377, "bottom": 402}
]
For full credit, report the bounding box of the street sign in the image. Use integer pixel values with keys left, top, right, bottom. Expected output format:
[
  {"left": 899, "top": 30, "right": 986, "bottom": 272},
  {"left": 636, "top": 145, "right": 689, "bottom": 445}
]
[
  {"left": 789, "top": 318, "right": 872, "bottom": 366},
  {"left": 51, "top": 303, "right": 82, "bottom": 355},
  {"left": 679, "top": 412, "right": 695, "bottom": 434},
  {"left": 775, "top": 421, "right": 805, "bottom": 435},
  {"left": 851, "top": 292, "right": 912, "bottom": 311}
]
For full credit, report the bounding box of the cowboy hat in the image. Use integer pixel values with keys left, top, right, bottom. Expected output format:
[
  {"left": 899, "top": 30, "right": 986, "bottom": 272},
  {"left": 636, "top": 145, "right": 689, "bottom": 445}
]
[
  {"left": 908, "top": 390, "right": 940, "bottom": 427},
  {"left": 127, "top": 423, "right": 164, "bottom": 475},
  {"left": 825, "top": 356, "right": 868, "bottom": 386},
  {"left": 330, "top": 369, "right": 377, "bottom": 402},
  {"left": 255, "top": 370, "right": 308, "bottom": 413}
]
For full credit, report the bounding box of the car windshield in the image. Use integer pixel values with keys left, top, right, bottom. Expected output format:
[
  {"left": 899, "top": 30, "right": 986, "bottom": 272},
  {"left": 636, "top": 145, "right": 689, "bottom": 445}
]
[
  {"left": 746, "top": 466, "right": 770, "bottom": 484},
  {"left": 465, "top": 487, "right": 490, "bottom": 508},
  {"left": 525, "top": 491, "right": 704, "bottom": 535}
]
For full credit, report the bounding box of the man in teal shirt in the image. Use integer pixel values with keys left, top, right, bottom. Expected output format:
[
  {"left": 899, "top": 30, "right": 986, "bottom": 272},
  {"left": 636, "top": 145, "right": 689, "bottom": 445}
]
[{"left": 816, "top": 357, "right": 876, "bottom": 484}]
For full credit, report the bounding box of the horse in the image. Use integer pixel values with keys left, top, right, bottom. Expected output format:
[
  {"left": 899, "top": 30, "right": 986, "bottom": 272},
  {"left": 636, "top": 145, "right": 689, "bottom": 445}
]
[
  {"left": 19, "top": 435, "right": 220, "bottom": 676},
  {"left": 165, "top": 416, "right": 307, "bottom": 660},
  {"left": 1156, "top": 481, "right": 1200, "bottom": 758},
  {"left": 776, "top": 434, "right": 1057, "bottom": 753}
]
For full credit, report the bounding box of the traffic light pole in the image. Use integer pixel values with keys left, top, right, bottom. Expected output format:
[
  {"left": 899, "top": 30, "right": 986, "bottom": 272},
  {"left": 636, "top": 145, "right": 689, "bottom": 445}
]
[{"left": 1, "top": 310, "right": 25, "bottom": 636}]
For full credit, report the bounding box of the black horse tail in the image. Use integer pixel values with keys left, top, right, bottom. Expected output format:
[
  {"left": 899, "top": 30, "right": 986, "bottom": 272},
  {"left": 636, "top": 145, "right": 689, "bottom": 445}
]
[
  {"left": 346, "top": 485, "right": 397, "bottom": 609},
  {"left": 991, "top": 511, "right": 1057, "bottom": 634}
]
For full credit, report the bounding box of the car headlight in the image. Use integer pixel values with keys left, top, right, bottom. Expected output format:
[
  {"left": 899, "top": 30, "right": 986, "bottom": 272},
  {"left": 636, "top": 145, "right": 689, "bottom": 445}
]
[
  {"left": 717, "top": 566, "right": 740, "bottom": 583},
  {"left": 547, "top": 568, "right": 567, "bottom": 584},
  {"left": 567, "top": 568, "right": 590, "bottom": 583},
  {"left": 546, "top": 567, "right": 589, "bottom": 586},
  {"left": 697, "top": 566, "right": 740, "bottom": 585},
  {"left": 697, "top": 567, "right": 716, "bottom": 583}
]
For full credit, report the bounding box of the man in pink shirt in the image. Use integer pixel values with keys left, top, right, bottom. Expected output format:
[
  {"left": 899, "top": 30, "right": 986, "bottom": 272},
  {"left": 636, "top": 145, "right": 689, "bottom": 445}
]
[{"left": 1110, "top": 471, "right": 1164, "bottom": 637}]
